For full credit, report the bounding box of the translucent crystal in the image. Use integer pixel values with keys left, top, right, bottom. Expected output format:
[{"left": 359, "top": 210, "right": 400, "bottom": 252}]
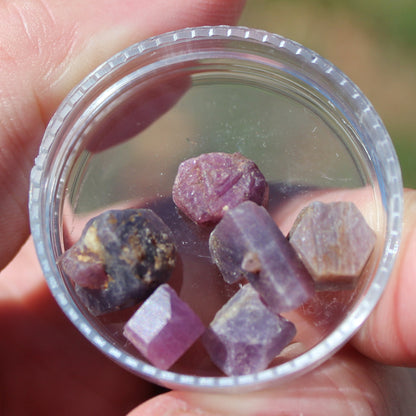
[
  {"left": 209, "top": 201, "right": 314, "bottom": 312},
  {"left": 202, "top": 284, "right": 296, "bottom": 376},
  {"left": 123, "top": 284, "right": 204, "bottom": 370},
  {"left": 289, "top": 201, "right": 376, "bottom": 289},
  {"left": 60, "top": 209, "right": 177, "bottom": 315},
  {"left": 172, "top": 152, "right": 269, "bottom": 224}
]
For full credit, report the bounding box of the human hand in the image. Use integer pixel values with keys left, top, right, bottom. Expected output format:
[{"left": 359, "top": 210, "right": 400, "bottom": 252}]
[
  {"left": 129, "top": 190, "right": 416, "bottom": 415},
  {"left": 0, "top": 1, "right": 245, "bottom": 414},
  {"left": 2, "top": 1, "right": 416, "bottom": 415}
]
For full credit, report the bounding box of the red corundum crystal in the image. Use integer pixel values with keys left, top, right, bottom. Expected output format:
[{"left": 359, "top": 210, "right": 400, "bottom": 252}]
[
  {"left": 123, "top": 284, "right": 204, "bottom": 370},
  {"left": 289, "top": 201, "right": 376, "bottom": 289},
  {"left": 202, "top": 284, "right": 296, "bottom": 376},
  {"left": 172, "top": 152, "right": 268, "bottom": 224},
  {"left": 209, "top": 201, "right": 314, "bottom": 313}
]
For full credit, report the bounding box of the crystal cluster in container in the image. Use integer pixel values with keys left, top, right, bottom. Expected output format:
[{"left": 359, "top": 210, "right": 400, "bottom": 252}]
[{"left": 60, "top": 151, "right": 376, "bottom": 376}]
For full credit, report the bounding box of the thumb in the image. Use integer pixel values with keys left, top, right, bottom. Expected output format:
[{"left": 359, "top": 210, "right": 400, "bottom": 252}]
[{"left": 0, "top": 0, "right": 246, "bottom": 270}]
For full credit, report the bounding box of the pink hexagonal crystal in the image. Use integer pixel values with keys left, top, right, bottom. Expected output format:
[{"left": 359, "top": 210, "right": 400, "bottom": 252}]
[
  {"left": 289, "top": 201, "right": 376, "bottom": 289},
  {"left": 202, "top": 284, "right": 296, "bottom": 376},
  {"left": 123, "top": 284, "right": 204, "bottom": 370},
  {"left": 172, "top": 152, "right": 269, "bottom": 224},
  {"left": 209, "top": 201, "right": 314, "bottom": 313}
]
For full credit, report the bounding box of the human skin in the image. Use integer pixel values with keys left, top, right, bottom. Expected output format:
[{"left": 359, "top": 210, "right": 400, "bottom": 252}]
[
  {"left": 0, "top": 1, "right": 245, "bottom": 414},
  {"left": 0, "top": 0, "right": 246, "bottom": 271},
  {"left": 1, "top": 1, "right": 416, "bottom": 415},
  {"left": 129, "top": 191, "right": 416, "bottom": 416}
]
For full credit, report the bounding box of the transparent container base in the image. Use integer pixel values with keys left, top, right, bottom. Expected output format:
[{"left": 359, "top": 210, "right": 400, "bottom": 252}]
[{"left": 29, "top": 26, "right": 402, "bottom": 391}]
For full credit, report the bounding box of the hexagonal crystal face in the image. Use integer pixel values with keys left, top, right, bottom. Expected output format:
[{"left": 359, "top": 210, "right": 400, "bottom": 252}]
[
  {"left": 209, "top": 200, "right": 314, "bottom": 312},
  {"left": 123, "top": 284, "right": 204, "bottom": 370},
  {"left": 289, "top": 201, "right": 376, "bottom": 289},
  {"left": 202, "top": 284, "right": 296, "bottom": 376},
  {"left": 172, "top": 152, "right": 269, "bottom": 224}
]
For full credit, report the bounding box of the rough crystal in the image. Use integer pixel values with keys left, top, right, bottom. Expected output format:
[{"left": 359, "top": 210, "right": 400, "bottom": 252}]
[
  {"left": 209, "top": 201, "right": 314, "bottom": 312},
  {"left": 202, "top": 284, "right": 296, "bottom": 376},
  {"left": 123, "top": 284, "right": 204, "bottom": 370},
  {"left": 60, "top": 209, "right": 177, "bottom": 315},
  {"left": 289, "top": 201, "right": 376, "bottom": 289},
  {"left": 172, "top": 152, "right": 269, "bottom": 224}
]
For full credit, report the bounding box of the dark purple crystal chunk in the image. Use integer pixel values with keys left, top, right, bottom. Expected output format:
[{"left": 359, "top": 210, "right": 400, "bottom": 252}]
[
  {"left": 209, "top": 201, "right": 314, "bottom": 313},
  {"left": 172, "top": 152, "right": 269, "bottom": 224},
  {"left": 202, "top": 284, "right": 296, "bottom": 376},
  {"left": 123, "top": 284, "right": 204, "bottom": 370},
  {"left": 289, "top": 201, "right": 376, "bottom": 289},
  {"left": 60, "top": 209, "right": 176, "bottom": 315}
]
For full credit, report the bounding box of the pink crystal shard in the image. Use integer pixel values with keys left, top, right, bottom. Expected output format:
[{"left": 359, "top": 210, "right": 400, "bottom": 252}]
[
  {"left": 123, "top": 284, "right": 204, "bottom": 370},
  {"left": 289, "top": 201, "right": 376, "bottom": 289},
  {"left": 172, "top": 152, "right": 269, "bottom": 224},
  {"left": 209, "top": 201, "right": 314, "bottom": 312},
  {"left": 202, "top": 284, "right": 296, "bottom": 376}
]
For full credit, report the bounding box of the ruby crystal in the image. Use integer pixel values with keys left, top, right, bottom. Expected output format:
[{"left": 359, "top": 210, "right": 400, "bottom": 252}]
[
  {"left": 123, "top": 284, "right": 204, "bottom": 370},
  {"left": 202, "top": 284, "right": 296, "bottom": 376},
  {"left": 61, "top": 209, "right": 177, "bottom": 315},
  {"left": 209, "top": 201, "right": 314, "bottom": 312},
  {"left": 172, "top": 152, "right": 268, "bottom": 224},
  {"left": 289, "top": 201, "right": 376, "bottom": 289}
]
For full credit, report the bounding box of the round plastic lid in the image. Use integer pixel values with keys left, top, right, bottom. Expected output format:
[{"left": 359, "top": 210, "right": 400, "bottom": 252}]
[{"left": 29, "top": 26, "right": 403, "bottom": 391}]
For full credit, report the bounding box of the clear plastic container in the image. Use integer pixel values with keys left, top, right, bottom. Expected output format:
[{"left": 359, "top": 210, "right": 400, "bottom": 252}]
[{"left": 29, "top": 26, "right": 403, "bottom": 391}]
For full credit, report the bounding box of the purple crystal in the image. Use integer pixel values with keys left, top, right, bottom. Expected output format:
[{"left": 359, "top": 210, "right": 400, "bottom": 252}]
[
  {"left": 289, "top": 201, "right": 376, "bottom": 289},
  {"left": 60, "top": 209, "right": 177, "bottom": 315},
  {"left": 172, "top": 152, "right": 269, "bottom": 224},
  {"left": 209, "top": 201, "right": 314, "bottom": 312},
  {"left": 123, "top": 284, "right": 204, "bottom": 370},
  {"left": 202, "top": 284, "right": 296, "bottom": 376},
  {"left": 60, "top": 243, "right": 108, "bottom": 289}
]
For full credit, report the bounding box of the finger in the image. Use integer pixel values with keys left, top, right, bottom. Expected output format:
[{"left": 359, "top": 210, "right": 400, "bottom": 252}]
[
  {"left": 85, "top": 74, "right": 191, "bottom": 152},
  {"left": 128, "top": 348, "right": 416, "bottom": 416},
  {"left": 352, "top": 189, "right": 416, "bottom": 365},
  {"left": 0, "top": 0, "right": 246, "bottom": 270},
  {"left": 0, "top": 237, "right": 44, "bottom": 300},
  {"left": 266, "top": 184, "right": 416, "bottom": 366},
  {"left": 0, "top": 238, "right": 157, "bottom": 415}
]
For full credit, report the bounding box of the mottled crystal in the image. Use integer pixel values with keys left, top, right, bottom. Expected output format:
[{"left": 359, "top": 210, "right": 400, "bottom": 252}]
[
  {"left": 202, "top": 284, "right": 296, "bottom": 376},
  {"left": 172, "top": 152, "right": 269, "bottom": 224},
  {"left": 60, "top": 209, "right": 177, "bottom": 315},
  {"left": 289, "top": 201, "right": 376, "bottom": 289},
  {"left": 123, "top": 284, "right": 204, "bottom": 370},
  {"left": 209, "top": 201, "right": 314, "bottom": 312}
]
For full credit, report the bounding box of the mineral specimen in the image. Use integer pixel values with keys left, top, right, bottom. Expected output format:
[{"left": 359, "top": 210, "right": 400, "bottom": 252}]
[
  {"left": 172, "top": 152, "right": 269, "bottom": 224},
  {"left": 60, "top": 209, "right": 177, "bottom": 315},
  {"left": 209, "top": 201, "right": 314, "bottom": 313},
  {"left": 123, "top": 284, "right": 204, "bottom": 370},
  {"left": 202, "top": 284, "right": 296, "bottom": 376},
  {"left": 289, "top": 201, "right": 376, "bottom": 289}
]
